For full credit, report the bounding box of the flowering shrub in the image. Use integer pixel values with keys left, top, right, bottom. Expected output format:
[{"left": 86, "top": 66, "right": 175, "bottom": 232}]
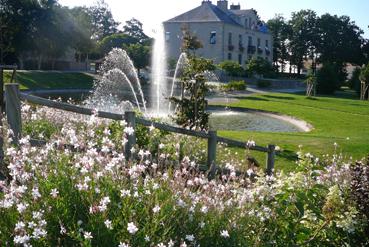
[{"left": 0, "top": 104, "right": 368, "bottom": 246}]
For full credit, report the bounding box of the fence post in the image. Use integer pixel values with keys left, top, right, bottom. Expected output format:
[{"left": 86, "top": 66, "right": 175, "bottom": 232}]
[
  {"left": 266, "top": 144, "right": 275, "bottom": 176},
  {"left": 207, "top": 130, "right": 217, "bottom": 179},
  {"left": 5, "top": 83, "right": 22, "bottom": 145},
  {"left": 124, "top": 111, "right": 136, "bottom": 160}
]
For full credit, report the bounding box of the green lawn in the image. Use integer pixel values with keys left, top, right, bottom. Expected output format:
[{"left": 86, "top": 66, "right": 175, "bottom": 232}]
[
  {"left": 216, "top": 91, "right": 369, "bottom": 172},
  {"left": 3, "top": 71, "right": 95, "bottom": 90}
]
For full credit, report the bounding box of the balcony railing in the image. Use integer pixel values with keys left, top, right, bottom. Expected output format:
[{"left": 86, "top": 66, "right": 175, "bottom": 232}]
[
  {"left": 257, "top": 46, "right": 263, "bottom": 54},
  {"left": 228, "top": 44, "right": 234, "bottom": 51}
]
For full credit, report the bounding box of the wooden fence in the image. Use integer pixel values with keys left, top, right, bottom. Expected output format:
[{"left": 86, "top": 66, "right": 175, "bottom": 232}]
[{"left": 3, "top": 83, "right": 276, "bottom": 176}]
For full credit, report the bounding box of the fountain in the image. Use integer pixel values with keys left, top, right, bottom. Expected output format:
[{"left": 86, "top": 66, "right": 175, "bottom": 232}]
[
  {"left": 151, "top": 25, "right": 167, "bottom": 114},
  {"left": 168, "top": 52, "right": 189, "bottom": 111},
  {"left": 84, "top": 32, "right": 311, "bottom": 133}
]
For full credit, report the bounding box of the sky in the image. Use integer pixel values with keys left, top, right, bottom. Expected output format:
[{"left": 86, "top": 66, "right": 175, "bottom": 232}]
[{"left": 59, "top": 0, "right": 369, "bottom": 38}]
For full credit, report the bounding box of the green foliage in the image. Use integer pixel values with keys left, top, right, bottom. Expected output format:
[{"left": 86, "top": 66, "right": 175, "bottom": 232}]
[
  {"left": 316, "top": 63, "right": 340, "bottom": 94},
  {"left": 218, "top": 60, "right": 244, "bottom": 77},
  {"left": 88, "top": 0, "right": 119, "bottom": 40},
  {"left": 257, "top": 79, "right": 272, "bottom": 88},
  {"left": 181, "top": 29, "right": 203, "bottom": 54},
  {"left": 122, "top": 18, "right": 149, "bottom": 44},
  {"left": 123, "top": 43, "right": 150, "bottom": 73},
  {"left": 23, "top": 119, "right": 58, "bottom": 140},
  {"left": 246, "top": 57, "right": 273, "bottom": 77},
  {"left": 221, "top": 80, "right": 247, "bottom": 91},
  {"left": 99, "top": 34, "right": 137, "bottom": 55},
  {"left": 170, "top": 56, "right": 214, "bottom": 130}
]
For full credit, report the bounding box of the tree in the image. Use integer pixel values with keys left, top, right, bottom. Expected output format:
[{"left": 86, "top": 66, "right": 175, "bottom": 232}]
[
  {"left": 88, "top": 0, "right": 119, "bottom": 41},
  {"left": 246, "top": 57, "right": 273, "bottom": 77},
  {"left": 305, "top": 70, "right": 316, "bottom": 97},
  {"left": 181, "top": 29, "right": 203, "bottom": 54},
  {"left": 315, "top": 14, "right": 364, "bottom": 66},
  {"left": 123, "top": 18, "right": 149, "bottom": 44},
  {"left": 170, "top": 31, "right": 213, "bottom": 130},
  {"left": 124, "top": 43, "right": 150, "bottom": 74},
  {"left": 218, "top": 60, "right": 244, "bottom": 77},
  {"left": 98, "top": 34, "right": 137, "bottom": 55},
  {"left": 288, "top": 10, "right": 318, "bottom": 75},
  {"left": 267, "top": 15, "right": 291, "bottom": 72},
  {"left": 359, "top": 63, "right": 369, "bottom": 100}
]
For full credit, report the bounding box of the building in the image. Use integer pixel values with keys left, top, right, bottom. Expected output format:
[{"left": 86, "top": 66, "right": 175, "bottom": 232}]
[{"left": 163, "top": 0, "right": 273, "bottom": 66}]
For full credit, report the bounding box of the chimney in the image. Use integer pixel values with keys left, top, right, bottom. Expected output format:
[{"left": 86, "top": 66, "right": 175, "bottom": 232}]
[
  {"left": 201, "top": 0, "right": 211, "bottom": 5},
  {"left": 230, "top": 3, "right": 241, "bottom": 10},
  {"left": 217, "top": 0, "right": 228, "bottom": 11}
]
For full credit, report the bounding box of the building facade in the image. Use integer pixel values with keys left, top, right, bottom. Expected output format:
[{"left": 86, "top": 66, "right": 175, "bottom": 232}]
[{"left": 163, "top": 0, "right": 273, "bottom": 66}]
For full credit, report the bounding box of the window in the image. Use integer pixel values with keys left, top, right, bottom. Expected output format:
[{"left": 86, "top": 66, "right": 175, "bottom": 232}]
[
  {"left": 238, "top": 54, "right": 242, "bottom": 65},
  {"left": 228, "top": 53, "right": 232, "bottom": 60},
  {"left": 228, "top": 32, "right": 232, "bottom": 45},
  {"left": 239, "top": 34, "right": 243, "bottom": 45},
  {"left": 265, "top": 57, "right": 269, "bottom": 61},
  {"left": 265, "top": 40, "right": 269, "bottom": 47},
  {"left": 244, "top": 19, "right": 248, "bottom": 28},
  {"left": 248, "top": 36, "right": 252, "bottom": 46},
  {"left": 165, "top": 32, "right": 170, "bottom": 42},
  {"left": 249, "top": 18, "right": 251, "bottom": 28},
  {"left": 210, "top": 31, "right": 216, "bottom": 44},
  {"left": 257, "top": 38, "right": 261, "bottom": 47}
]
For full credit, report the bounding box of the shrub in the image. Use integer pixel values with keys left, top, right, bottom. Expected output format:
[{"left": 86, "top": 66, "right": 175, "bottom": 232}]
[
  {"left": 257, "top": 79, "right": 272, "bottom": 88},
  {"left": 246, "top": 57, "right": 273, "bottom": 77},
  {"left": 316, "top": 63, "right": 340, "bottom": 94},
  {"left": 221, "top": 80, "right": 247, "bottom": 91},
  {"left": 218, "top": 60, "right": 244, "bottom": 77}
]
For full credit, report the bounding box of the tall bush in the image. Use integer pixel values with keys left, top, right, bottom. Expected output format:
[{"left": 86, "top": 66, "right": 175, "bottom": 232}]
[
  {"left": 218, "top": 60, "right": 244, "bottom": 77},
  {"left": 316, "top": 63, "right": 340, "bottom": 94}
]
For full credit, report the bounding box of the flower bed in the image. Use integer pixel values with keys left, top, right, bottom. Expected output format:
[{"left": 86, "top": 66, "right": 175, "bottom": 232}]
[{"left": 0, "top": 104, "right": 368, "bottom": 246}]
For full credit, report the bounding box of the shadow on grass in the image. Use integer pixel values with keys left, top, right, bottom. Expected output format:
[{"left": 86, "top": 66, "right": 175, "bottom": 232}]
[
  {"left": 263, "top": 95, "right": 296, "bottom": 100},
  {"left": 234, "top": 96, "right": 270, "bottom": 101},
  {"left": 277, "top": 149, "right": 298, "bottom": 161}
]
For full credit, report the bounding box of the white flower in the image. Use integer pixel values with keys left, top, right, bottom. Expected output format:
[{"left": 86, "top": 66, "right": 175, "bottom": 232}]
[
  {"left": 120, "top": 189, "right": 131, "bottom": 197},
  {"left": 127, "top": 222, "right": 138, "bottom": 234},
  {"left": 17, "top": 203, "right": 28, "bottom": 213},
  {"left": 200, "top": 206, "right": 208, "bottom": 213},
  {"left": 246, "top": 140, "right": 256, "bottom": 148},
  {"left": 84, "top": 231, "right": 93, "bottom": 239},
  {"left": 104, "top": 219, "right": 113, "bottom": 229},
  {"left": 220, "top": 230, "right": 229, "bottom": 238},
  {"left": 168, "top": 240, "right": 175, "bottom": 247},
  {"left": 149, "top": 125, "right": 155, "bottom": 132},
  {"left": 124, "top": 127, "right": 135, "bottom": 136},
  {"left": 145, "top": 235, "right": 150, "bottom": 242},
  {"left": 118, "top": 243, "right": 130, "bottom": 247},
  {"left": 152, "top": 205, "right": 161, "bottom": 213},
  {"left": 157, "top": 243, "right": 166, "bottom": 247},
  {"left": 31, "top": 187, "right": 41, "bottom": 199},
  {"left": 50, "top": 188, "right": 59, "bottom": 198},
  {"left": 185, "top": 234, "right": 195, "bottom": 242},
  {"left": 159, "top": 143, "right": 165, "bottom": 149}
]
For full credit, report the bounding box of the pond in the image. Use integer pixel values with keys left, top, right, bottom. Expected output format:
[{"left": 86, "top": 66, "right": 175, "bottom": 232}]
[{"left": 209, "top": 109, "right": 309, "bottom": 133}]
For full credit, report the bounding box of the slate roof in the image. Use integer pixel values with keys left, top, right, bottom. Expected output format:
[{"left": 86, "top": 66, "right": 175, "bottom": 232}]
[{"left": 164, "top": 2, "right": 242, "bottom": 27}]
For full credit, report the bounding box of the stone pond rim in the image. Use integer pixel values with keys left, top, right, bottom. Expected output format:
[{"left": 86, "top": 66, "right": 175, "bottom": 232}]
[{"left": 208, "top": 105, "right": 313, "bottom": 133}]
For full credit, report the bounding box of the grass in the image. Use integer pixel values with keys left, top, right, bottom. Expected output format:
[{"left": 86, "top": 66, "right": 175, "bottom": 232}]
[
  {"left": 3, "top": 70, "right": 95, "bottom": 90},
  {"left": 215, "top": 91, "right": 369, "bottom": 172}
]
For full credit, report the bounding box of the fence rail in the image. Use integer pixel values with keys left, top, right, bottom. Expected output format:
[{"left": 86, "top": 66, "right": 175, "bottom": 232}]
[{"left": 3, "top": 83, "right": 276, "bottom": 175}]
